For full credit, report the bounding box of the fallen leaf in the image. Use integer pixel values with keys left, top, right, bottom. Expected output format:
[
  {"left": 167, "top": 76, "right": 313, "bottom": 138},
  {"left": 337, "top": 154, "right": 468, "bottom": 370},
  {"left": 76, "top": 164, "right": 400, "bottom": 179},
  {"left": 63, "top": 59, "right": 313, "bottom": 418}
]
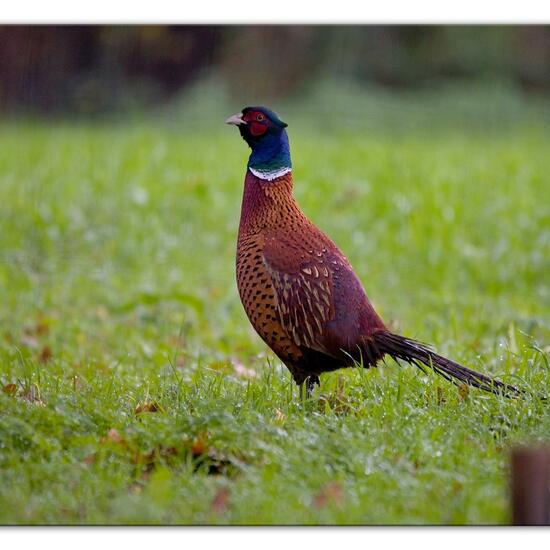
[
  {"left": 24, "top": 319, "right": 50, "bottom": 337},
  {"left": 34, "top": 321, "right": 50, "bottom": 336},
  {"left": 135, "top": 401, "right": 161, "bottom": 414},
  {"left": 191, "top": 437, "right": 207, "bottom": 457},
  {"left": 39, "top": 345, "right": 53, "bottom": 363},
  {"left": 105, "top": 428, "right": 124, "bottom": 444},
  {"left": 2, "top": 383, "right": 17, "bottom": 395},
  {"left": 313, "top": 481, "right": 344, "bottom": 509},
  {"left": 211, "top": 487, "right": 230, "bottom": 514}
]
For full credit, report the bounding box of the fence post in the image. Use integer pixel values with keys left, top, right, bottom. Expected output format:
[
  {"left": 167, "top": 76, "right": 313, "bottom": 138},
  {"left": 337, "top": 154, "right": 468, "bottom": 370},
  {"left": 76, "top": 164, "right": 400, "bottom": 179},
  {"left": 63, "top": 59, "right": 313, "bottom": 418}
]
[{"left": 511, "top": 446, "right": 550, "bottom": 525}]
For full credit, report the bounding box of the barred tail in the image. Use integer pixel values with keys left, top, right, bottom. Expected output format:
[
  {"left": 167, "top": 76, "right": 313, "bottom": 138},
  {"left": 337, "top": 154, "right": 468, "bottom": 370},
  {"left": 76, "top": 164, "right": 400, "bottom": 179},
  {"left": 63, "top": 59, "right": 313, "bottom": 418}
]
[{"left": 372, "top": 330, "right": 522, "bottom": 398}]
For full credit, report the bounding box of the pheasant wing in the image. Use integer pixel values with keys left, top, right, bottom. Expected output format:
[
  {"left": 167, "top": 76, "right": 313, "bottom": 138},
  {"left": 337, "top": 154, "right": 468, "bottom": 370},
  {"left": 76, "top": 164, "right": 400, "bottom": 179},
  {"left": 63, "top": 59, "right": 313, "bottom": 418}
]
[{"left": 263, "top": 234, "right": 336, "bottom": 355}]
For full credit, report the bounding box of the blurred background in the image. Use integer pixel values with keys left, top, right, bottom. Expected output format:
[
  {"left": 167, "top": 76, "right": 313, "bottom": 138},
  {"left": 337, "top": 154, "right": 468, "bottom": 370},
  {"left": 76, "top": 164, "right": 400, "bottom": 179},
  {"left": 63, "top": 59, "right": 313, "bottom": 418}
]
[
  {"left": 1, "top": 26, "right": 549, "bottom": 526},
  {"left": 1, "top": 25, "right": 550, "bottom": 116}
]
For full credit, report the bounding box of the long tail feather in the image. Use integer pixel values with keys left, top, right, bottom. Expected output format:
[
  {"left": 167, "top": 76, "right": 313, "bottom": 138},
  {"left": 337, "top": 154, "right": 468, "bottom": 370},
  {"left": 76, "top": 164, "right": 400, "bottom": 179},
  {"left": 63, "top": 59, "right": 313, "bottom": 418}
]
[{"left": 372, "top": 330, "right": 522, "bottom": 397}]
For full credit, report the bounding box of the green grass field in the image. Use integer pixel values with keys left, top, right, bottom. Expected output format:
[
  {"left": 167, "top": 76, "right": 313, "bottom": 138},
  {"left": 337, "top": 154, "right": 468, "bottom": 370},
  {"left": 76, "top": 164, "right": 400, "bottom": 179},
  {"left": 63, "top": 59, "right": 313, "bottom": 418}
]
[{"left": 0, "top": 84, "right": 549, "bottom": 524}]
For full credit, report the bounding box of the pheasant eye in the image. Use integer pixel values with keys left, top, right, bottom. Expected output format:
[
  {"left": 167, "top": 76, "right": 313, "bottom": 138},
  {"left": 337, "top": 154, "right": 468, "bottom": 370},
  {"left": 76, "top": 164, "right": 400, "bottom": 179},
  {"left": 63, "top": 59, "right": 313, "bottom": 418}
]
[{"left": 256, "top": 114, "right": 265, "bottom": 122}]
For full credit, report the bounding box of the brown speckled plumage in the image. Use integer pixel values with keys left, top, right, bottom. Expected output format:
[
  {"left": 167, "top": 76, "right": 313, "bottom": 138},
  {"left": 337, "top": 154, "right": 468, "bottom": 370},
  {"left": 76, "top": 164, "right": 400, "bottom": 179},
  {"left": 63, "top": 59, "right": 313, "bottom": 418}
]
[
  {"left": 230, "top": 106, "right": 522, "bottom": 398},
  {"left": 237, "top": 170, "right": 386, "bottom": 385}
]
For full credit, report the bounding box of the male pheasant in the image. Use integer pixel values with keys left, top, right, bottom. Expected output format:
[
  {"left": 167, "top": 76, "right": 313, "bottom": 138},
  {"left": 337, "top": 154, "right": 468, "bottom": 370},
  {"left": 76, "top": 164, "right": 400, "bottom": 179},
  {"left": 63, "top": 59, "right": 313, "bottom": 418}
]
[{"left": 227, "top": 106, "right": 520, "bottom": 398}]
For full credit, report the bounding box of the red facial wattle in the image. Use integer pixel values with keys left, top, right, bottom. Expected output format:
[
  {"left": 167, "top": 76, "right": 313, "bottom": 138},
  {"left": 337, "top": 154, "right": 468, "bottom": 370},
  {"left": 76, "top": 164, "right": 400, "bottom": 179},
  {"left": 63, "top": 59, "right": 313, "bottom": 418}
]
[{"left": 250, "top": 121, "right": 268, "bottom": 137}]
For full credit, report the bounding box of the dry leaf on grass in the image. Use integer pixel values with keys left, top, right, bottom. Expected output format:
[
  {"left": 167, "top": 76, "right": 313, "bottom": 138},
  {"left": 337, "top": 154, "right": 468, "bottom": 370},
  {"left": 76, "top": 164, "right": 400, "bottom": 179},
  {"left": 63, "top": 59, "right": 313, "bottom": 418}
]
[
  {"left": 23, "top": 319, "right": 50, "bottom": 338},
  {"left": 104, "top": 428, "right": 124, "bottom": 444},
  {"left": 2, "top": 383, "right": 17, "bottom": 395},
  {"left": 211, "top": 487, "right": 230, "bottom": 514},
  {"left": 99, "top": 428, "right": 133, "bottom": 454},
  {"left": 134, "top": 401, "right": 161, "bottom": 414},
  {"left": 39, "top": 345, "right": 53, "bottom": 363},
  {"left": 191, "top": 433, "right": 209, "bottom": 456},
  {"left": 21, "top": 318, "right": 53, "bottom": 356},
  {"left": 313, "top": 481, "right": 344, "bottom": 509},
  {"left": 191, "top": 438, "right": 206, "bottom": 456}
]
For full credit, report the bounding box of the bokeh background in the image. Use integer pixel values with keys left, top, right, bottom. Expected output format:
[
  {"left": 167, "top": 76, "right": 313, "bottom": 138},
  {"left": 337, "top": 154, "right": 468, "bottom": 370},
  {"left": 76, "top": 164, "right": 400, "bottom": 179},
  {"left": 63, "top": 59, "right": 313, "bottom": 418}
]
[
  {"left": 1, "top": 25, "right": 550, "bottom": 115},
  {"left": 1, "top": 25, "right": 549, "bottom": 525}
]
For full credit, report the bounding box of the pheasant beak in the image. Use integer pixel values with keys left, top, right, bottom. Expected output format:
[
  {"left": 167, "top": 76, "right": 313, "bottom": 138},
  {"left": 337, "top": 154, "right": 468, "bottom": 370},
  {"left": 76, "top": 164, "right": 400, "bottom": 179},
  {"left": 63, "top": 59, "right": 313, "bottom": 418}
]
[{"left": 225, "top": 113, "right": 245, "bottom": 126}]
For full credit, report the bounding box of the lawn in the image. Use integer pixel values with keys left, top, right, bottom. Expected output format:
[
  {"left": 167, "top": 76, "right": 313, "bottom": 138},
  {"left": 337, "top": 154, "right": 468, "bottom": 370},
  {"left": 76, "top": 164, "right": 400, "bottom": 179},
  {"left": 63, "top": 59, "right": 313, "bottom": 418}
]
[{"left": 0, "top": 83, "right": 549, "bottom": 524}]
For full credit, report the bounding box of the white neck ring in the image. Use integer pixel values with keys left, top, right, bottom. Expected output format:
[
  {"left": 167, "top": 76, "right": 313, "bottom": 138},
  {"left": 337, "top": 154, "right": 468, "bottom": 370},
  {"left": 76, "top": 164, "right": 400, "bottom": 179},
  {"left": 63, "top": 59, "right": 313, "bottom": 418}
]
[{"left": 249, "top": 166, "right": 292, "bottom": 181}]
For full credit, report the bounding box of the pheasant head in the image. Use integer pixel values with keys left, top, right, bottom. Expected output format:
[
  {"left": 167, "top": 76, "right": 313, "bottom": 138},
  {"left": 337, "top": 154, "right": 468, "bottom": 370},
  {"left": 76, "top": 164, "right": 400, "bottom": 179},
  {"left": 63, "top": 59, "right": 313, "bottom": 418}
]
[{"left": 226, "top": 106, "right": 291, "bottom": 181}]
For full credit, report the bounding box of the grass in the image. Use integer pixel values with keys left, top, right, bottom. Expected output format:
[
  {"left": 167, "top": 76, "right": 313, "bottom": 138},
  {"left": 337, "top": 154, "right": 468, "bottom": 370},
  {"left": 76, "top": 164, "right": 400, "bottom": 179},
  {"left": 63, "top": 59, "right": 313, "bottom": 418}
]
[{"left": 0, "top": 82, "right": 549, "bottom": 524}]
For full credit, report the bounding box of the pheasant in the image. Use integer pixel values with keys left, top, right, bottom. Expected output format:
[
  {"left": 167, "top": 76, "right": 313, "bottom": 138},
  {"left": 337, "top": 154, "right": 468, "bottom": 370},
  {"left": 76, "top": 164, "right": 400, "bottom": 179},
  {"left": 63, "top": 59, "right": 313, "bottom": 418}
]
[{"left": 226, "top": 106, "right": 520, "bottom": 398}]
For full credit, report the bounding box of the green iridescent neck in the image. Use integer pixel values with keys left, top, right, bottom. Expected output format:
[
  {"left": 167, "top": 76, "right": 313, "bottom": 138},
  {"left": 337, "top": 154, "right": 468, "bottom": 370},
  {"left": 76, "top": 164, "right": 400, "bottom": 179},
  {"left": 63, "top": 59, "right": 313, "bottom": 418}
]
[{"left": 247, "top": 129, "right": 292, "bottom": 180}]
